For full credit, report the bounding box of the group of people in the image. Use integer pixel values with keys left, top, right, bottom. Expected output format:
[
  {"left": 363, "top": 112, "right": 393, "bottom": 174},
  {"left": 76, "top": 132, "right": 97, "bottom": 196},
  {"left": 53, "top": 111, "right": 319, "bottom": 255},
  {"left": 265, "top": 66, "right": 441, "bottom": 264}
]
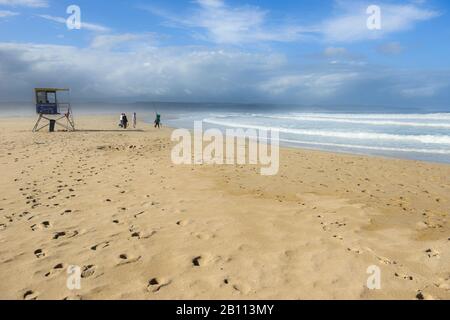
[
  {"left": 119, "top": 112, "right": 136, "bottom": 129},
  {"left": 118, "top": 112, "right": 162, "bottom": 129}
]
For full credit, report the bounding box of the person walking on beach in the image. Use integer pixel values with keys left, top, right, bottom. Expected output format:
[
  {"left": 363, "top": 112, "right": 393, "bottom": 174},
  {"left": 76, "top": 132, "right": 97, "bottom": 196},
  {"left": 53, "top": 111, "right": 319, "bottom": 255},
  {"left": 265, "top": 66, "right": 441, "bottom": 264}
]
[
  {"left": 154, "top": 113, "right": 161, "bottom": 129},
  {"left": 119, "top": 113, "right": 124, "bottom": 128},
  {"left": 122, "top": 113, "right": 129, "bottom": 129},
  {"left": 132, "top": 112, "right": 137, "bottom": 128}
]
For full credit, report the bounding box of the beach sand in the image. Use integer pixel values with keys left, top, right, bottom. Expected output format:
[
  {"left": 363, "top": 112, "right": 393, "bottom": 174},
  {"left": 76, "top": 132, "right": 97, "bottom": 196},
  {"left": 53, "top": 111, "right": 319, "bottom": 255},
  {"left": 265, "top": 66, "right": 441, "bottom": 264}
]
[{"left": 0, "top": 115, "right": 448, "bottom": 300}]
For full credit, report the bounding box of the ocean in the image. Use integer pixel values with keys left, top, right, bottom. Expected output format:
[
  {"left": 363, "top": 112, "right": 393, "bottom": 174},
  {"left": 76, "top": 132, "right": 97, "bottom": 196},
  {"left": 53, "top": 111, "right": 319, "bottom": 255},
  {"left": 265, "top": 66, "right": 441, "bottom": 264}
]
[
  {"left": 2, "top": 102, "right": 449, "bottom": 164},
  {"left": 166, "top": 111, "right": 450, "bottom": 164}
]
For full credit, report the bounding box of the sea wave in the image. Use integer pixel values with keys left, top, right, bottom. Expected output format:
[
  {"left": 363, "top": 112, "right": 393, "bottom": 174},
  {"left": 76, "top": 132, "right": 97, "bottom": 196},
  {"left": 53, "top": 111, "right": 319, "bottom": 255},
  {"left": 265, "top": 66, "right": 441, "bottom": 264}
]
[
  {"left": 286, "top": 113, "right": 450, "bottom": 121},
  {"left": 278, "top": 138, "right": 450, "bottom": 155},
  {"left": 256, "top": 115, "right": 450, "bottom": 129},
  {"left": 203, "top": 118, "right": 450, "bottom": 145}
]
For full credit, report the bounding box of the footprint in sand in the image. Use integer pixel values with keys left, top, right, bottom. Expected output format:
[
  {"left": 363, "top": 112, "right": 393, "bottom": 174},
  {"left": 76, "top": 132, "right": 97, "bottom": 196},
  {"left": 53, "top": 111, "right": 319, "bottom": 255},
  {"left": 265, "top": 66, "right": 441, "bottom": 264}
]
[
  {"left": 23, "top": 290, "right": 38, "bottom": 300},
  {"left": 332, "top": 234, "right": 343, "bottom": 240},
  {"left": 346, "top": 247, "right": 362, "bottom": 254},
  {"left": 53, "top": 230, "right": 78, "bottom": 240},
  {"left": 147, "top": 277, "right": 172, "bottom": 293},
  {"left": 63, "top": 295, "right": 82, "bottom": 300},
  {"left": 192, "top": 254, "right": 217, "bottom": 267},
  {"left": 395, "top": 272, "right": 414, "bottom": 281},
  {"left": 81, "top": 265, "right": 96, "bottom": 278},
  {"left": 53, "top": 231, "right": 66, "bottom": 240},
  {"left": 192, "top": 256, "right": 203, "bottom": 267},
  {"left": 91, "top": 241, "right": 110, "bottom": 251},
  {"left": 176, "top": 220, "right": 190, "bottom": 227},
  {"left": 377, "top": 256, "right": 397, "bottom": 265},
  {"left": 61, "top": 209, "right": 72, "bottom": 216},
  {"left": 416, "top": 291, "right": 425, "bottom": 300},
  {"left": 117, "top": 254, "right": 142, "bottom": 266},
  {"left": 54, "top": 263, "right": 65, "bottom": 270},
  {"left": 128, "top": 225, "right": 156, "bottom": 240},
  {"left": 416, "top": 290, "right": 434, "bottom": 300},
  {"left": 32, "top": 221, "right": 51, "bottom": 231},
  {"left": 130, "top": 231, "right": 141, "bottom": 239},
  {"left": 425, "top": 248, "right": 440, "bottom": 258},
  {"left": 34, "top": 249, "right": 45, "bottom": 258},
  {"left": 44, "top": 263, "right": 65, "bottom": 277}
]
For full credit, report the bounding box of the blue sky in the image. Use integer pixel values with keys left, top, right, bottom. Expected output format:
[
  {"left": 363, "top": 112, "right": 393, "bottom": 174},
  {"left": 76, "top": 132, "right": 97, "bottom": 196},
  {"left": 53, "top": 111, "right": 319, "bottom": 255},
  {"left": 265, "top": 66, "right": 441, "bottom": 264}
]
[{"left": 0, "top": 0, "right": 449, "bottom": 108}]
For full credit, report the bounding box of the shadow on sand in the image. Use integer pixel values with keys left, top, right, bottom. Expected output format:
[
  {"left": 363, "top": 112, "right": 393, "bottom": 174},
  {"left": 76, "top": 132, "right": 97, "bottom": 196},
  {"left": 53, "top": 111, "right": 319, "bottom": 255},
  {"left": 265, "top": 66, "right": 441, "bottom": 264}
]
[{"left": 75, "top": 129, "right": 145, "bottom": 133}]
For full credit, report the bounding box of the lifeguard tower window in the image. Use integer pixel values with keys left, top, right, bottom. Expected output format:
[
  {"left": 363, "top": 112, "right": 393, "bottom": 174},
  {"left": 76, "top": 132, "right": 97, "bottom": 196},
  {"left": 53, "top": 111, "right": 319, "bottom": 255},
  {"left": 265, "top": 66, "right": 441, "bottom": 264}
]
[
  {"left": 35, "top": 90, "right": 58, "bottom": 115},
  {"left": 37, "top": 91, "right": 46, "bottom": 104},
  {"left": 47, "top": 92, "right": 56, "bottom": 104}
]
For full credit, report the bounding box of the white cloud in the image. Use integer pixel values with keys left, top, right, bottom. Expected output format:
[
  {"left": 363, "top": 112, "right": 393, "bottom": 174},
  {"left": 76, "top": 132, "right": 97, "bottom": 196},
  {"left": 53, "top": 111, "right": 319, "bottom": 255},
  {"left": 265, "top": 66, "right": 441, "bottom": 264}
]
[
  {"left": 0, "top": 42, "right": 285, "bottom": 100},
  {"left": 144, "top": 0, "right": 316, "bottom": 44},
  {"left": 38, "top": 14, "right": 110, "bottom": 33},
  {"left": 0, "top": 10, "right": 18, "bottom": 17},
  {"left": 144, "top": 0, "right": 440, "bottom": 45},
  {"left": 321, "top": 1, "right": 440, "bottom": 42},
  {"left": 0, "top": 40, "right": 448, "bottom": 104},
  {"left": 90, "top": 33, "right": 155, "bottom": 49},
  {"left": 0, "top": 0, "right": 47, "bottom": 7},
  {"left": 259, "top": 72, "right": 360, "bottom": 96}
]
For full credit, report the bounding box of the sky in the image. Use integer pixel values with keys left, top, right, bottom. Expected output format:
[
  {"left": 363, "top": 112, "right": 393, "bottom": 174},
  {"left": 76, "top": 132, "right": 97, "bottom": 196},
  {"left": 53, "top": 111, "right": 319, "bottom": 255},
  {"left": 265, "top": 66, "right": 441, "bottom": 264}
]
[{"left": 0, "top": 0, "right": 449, "bottom": 109}]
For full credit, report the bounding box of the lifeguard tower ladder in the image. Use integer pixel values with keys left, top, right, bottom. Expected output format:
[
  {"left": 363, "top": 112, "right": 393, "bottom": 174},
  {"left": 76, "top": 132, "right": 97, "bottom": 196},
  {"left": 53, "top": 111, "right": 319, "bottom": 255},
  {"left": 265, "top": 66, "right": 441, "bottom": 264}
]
[{"left": 32, "top": 88, "right": 76, "bottom": 132}]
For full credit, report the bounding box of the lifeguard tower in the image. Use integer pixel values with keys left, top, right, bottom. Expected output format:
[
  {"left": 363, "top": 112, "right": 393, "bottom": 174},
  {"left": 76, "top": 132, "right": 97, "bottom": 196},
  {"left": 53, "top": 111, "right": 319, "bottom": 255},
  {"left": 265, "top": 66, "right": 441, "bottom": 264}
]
[{"left": 32, "top": 88, "right": 76, "bottom": 132}]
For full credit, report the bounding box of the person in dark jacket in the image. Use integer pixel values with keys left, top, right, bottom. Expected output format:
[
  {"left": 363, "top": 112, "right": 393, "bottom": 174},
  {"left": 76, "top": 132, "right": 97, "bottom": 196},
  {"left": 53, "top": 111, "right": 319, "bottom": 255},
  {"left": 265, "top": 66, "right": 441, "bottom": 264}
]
[
  {"left": 154, "top": 113, "right": 161, "bottom": 128},
  {"left": 122, "top": 113, "right": 129, "bottom": 129}
]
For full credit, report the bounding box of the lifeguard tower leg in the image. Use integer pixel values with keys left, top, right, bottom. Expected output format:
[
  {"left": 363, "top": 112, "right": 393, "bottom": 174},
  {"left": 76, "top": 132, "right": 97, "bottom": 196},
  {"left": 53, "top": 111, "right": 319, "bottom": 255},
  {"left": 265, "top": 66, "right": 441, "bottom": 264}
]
[
  {"left": 32, "top": 114, "right": 43, "bottom": 132},
  {"left": 67, "top": 113, "right": 76, "bottom": 131}
]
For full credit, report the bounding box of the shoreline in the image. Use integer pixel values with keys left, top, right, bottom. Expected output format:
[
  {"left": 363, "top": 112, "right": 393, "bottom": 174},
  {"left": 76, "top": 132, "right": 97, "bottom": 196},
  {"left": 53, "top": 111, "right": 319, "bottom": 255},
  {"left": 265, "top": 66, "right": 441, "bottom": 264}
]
[
  {"left": 9, "top": 114, "right": 450, "bottom": 166},
  {"left": 2, "top": 112, "right": 450, "bottom": 166}
]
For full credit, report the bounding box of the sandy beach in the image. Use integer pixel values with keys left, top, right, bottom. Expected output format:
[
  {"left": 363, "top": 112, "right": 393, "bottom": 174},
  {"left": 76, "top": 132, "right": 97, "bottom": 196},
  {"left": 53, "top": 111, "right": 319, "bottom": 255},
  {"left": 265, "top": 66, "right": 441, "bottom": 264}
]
[{"left": 0, "top": 115, "right": 448, "bottom": 300}]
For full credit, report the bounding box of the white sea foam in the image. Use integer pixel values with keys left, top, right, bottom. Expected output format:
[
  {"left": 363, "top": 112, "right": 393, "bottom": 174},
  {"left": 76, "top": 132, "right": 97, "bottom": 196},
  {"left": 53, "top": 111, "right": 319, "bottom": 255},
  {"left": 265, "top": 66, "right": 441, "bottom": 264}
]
[
  {"left": 278, "top": 138, "right": 450, "bottom": 155},
  {"left": 203, "top": 118, "right": 450, "bottom": 145},
  {"left": 287, "top": 113, "right": 450, "bottom": 120},
  {"left": 223, "top": 134, "right": 450, "bottom": 155},
  {"left": 258, "top": 115, "right": 450, "bottom": 128}
]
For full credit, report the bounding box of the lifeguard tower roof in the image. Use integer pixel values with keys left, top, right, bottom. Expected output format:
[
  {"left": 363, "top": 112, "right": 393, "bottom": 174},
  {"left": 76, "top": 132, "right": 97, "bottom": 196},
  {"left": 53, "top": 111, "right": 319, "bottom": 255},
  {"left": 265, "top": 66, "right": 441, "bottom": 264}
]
[{"left": 34, "top": 88, "right": 70, "bottom": 92}]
